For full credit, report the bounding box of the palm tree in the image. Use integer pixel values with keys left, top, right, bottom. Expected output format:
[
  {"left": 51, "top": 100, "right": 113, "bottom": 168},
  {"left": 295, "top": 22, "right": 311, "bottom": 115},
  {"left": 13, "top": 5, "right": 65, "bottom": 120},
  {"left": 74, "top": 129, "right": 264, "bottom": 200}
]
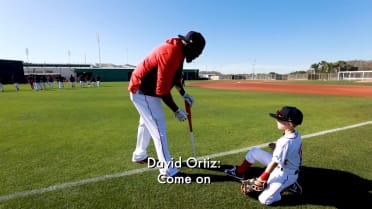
[
  {"left": 320, "top": 61, "right": 330, "bottom": 73},
  {"left": 334, "top": 60, "right": 346, "bottom": 73},
  {"left": 311, "top": 63, "right": 319, "bottom": 73}
]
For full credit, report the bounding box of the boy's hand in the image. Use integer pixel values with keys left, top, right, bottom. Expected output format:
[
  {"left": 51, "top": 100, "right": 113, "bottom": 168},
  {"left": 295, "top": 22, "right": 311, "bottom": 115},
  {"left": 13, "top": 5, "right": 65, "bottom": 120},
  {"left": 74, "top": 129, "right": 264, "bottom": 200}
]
[
  {"left": 241, "top": 178, "right": 266, "bottom": 195},
  {"left": 268, "top": 142, "right": 276, "bottom": 151}
]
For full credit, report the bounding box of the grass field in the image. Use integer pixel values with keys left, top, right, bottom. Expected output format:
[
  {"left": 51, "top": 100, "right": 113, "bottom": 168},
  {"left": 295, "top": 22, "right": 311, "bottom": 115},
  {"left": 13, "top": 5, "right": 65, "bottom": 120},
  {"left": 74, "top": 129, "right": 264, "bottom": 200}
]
[{"left": 0, "top": 81, "right": 371, "bottom": 209}]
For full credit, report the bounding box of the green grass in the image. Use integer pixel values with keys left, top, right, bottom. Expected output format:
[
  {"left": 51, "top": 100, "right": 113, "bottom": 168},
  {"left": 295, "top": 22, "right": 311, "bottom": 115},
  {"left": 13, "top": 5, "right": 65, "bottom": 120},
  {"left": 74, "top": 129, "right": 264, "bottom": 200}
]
[{"left": 0, "top": 82, "right": 371, "bottom": 209}]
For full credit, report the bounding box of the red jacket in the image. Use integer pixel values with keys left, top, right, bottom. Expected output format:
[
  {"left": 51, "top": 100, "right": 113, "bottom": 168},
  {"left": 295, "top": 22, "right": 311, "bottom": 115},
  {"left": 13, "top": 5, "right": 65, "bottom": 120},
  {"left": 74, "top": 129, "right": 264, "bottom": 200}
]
[{"left": 128, "top": 38, "right": 184, "bottom": 96}]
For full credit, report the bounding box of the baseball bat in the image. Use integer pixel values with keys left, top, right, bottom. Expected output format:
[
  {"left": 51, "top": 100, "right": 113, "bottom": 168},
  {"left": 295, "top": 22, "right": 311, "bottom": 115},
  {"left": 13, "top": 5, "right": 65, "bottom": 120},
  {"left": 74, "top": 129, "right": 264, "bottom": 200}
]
[{"left": 185, "top": 101, "right": 197, "bottom": 158}]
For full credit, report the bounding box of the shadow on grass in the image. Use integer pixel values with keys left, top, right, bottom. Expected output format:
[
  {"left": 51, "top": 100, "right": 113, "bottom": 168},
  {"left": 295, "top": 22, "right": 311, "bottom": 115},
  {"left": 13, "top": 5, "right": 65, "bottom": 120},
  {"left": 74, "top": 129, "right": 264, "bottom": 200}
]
[
  {"left": 179, "top": 163, "right": 264, "bottom": 183},
  {"left": 192, "top": 163, "right": 372, "bottom": 208},
  {"left": 179, "top": 163, "right": 235, "bottom": 183},
  {"left": 289, "top": 166, "right": 372, "bottom": 209}
]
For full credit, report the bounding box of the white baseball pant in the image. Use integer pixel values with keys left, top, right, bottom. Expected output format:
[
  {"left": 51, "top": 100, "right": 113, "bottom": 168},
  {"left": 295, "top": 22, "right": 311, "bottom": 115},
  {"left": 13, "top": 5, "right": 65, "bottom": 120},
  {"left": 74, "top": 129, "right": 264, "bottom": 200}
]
[
  {"left": 245, "top": 147, "right": 299, "bottom": 205},
  {"left": 130, "top": 91, "right": 179, "bottom": 177}
]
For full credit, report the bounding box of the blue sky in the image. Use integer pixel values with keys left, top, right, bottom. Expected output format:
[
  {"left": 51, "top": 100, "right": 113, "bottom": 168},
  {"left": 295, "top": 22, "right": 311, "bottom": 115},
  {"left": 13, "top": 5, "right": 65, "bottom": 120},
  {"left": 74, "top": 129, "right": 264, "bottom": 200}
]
[{"left": 1, "top": 0, "right": 371, "bottom": 74}]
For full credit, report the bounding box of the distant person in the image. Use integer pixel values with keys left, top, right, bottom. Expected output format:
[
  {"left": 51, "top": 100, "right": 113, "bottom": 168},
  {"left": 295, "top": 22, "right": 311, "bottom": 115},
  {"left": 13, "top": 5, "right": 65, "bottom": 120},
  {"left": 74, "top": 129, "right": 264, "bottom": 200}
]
[
  {"left": 128, "top": 31, "right": 206, "bottom": 178},
  {"left": 11, "top": 74, "right": 20, "bottom": 92},
  {"left": 96, "top": 75, "right": 101, "bottom": 87},
  {"left": 90, "top": 76, "right": 96, "bottom": 87},
  {"left": 79, "top": 75, "right": 85, "bottom": 88},
  {"left": 34, "top": 75, "right": 40, "bottom": 91},
  {"left": 87, "top": 76, "right": 91, "bottom": 87},
  {"left": 58, "top": 76, "right": 64, "bottom": 88},
  {"left": 0, "top": 76, "right": 4, "bottom": 92},
  {"left": 41, "top": 75, "right": 47, "bottom": 90},
  {"left": 48, "top": 75, "right": 54, "bottom": 88},
  {"left": 28, "top": 76, "right": 34, "bottom": 90},
  {"left": 69, "top": 74, "right": 76, "bottom": 88}
]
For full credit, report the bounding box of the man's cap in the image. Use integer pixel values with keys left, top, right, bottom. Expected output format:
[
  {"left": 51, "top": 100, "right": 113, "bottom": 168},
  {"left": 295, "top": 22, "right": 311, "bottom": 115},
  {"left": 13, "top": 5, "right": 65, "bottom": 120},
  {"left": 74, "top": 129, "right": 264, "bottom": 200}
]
[
  {"left": 178, "top": 31, "right": 206, "bottom": 49},
  {"left": 269, "top": 106, "right": 303, "bottom": 125}
]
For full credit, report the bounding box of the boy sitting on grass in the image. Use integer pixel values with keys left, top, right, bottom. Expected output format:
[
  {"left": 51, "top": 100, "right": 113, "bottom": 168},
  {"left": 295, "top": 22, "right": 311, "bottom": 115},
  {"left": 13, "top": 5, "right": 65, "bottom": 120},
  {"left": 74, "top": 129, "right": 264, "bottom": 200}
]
[{"left": 225, "top": 106, "right": 304, "bottom": 205}]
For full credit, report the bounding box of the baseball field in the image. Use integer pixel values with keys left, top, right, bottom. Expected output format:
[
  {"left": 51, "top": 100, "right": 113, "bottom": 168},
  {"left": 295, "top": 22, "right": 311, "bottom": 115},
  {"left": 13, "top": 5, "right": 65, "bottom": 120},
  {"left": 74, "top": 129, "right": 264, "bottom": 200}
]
[{"left": 0, "top": 80, "right": 371, "bottom": 209}]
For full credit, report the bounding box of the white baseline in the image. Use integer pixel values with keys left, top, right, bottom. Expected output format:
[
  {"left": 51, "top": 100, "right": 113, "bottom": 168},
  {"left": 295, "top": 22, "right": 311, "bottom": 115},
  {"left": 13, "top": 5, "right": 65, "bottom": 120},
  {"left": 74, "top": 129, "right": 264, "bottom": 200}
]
[{"left": 1, "top": 121, "right": 371, "bottom": 202}]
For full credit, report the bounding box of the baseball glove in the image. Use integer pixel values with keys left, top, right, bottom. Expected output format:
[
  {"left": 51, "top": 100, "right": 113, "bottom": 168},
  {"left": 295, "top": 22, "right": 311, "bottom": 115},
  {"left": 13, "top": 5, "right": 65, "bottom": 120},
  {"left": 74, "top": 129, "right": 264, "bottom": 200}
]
[{"left": 241, "top": 178, "right": 266, "bottom": 195}]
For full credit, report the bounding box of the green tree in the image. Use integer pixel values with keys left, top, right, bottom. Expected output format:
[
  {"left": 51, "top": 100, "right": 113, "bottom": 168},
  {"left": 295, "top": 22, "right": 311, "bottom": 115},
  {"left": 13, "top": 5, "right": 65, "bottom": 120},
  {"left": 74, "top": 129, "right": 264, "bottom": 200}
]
[
  {"left": 319, "top": 61, "right": 330, "bottom": 73},
  {"left": 311, "top": 63, "right": 319, "bottom": 73}
]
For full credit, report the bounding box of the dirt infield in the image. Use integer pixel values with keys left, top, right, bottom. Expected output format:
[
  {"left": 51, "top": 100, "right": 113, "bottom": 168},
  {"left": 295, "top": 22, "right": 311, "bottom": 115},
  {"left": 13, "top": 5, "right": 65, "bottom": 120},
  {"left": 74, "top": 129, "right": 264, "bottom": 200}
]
[{"left": 191, "top": 81, "right": 372, "bottom": 97}]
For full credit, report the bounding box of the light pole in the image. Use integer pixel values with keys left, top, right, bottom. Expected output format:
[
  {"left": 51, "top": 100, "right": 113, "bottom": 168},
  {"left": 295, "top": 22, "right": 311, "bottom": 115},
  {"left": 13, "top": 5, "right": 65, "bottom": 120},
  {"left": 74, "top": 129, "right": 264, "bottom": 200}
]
[
  {"left": 252, "top": 59, "right": 256, "bottom": 80},
  {"left": 25, "top": 48, "right": 29, "bottom": 62},
  {"left": 97, "top": 32, "right": 101, "bottom": 67}
]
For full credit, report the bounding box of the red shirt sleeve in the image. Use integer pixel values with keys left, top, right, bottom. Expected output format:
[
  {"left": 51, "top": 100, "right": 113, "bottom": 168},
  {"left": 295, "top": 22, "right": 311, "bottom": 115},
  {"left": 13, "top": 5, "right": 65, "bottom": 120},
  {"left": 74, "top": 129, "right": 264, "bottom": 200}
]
[
  {"left": 128, "top": 38, "right": 184, "bottom": 95},
  {"left": 155, "top": 44, "right": 184, "bottom": 95}
]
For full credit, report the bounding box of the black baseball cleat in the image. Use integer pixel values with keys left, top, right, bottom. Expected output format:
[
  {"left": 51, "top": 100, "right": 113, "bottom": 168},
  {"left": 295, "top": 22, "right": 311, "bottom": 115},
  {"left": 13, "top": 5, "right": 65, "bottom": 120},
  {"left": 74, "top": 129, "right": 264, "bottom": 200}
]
[
  {"left": 134, "top": 157, "right": 149, "bottom": 164},
  {"left": 287, "top": 181, "right": 303, "bottom": 195},
  {"left": 134, "top": 157, "right": 158, "bottom": 166},
  {"left": 224, "top": 166, "right": 244, "bottom": 180}
]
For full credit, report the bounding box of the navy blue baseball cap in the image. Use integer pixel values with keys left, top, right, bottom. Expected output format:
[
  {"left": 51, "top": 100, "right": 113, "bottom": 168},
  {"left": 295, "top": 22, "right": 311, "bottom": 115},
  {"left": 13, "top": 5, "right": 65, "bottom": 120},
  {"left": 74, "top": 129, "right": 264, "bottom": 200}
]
[
  {"left": 269, "top": 106, "right": 303, "bottom": 125},
  {"left": 178, "top": 31, "right": 206, "bottom": 50}
]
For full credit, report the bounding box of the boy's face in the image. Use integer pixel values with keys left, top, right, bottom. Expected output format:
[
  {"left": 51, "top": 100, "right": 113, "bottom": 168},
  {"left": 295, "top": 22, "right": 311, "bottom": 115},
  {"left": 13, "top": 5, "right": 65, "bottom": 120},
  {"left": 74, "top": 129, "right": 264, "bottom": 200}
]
[{"left": 276, "top": 119, "right": 294, "bottom": 130}]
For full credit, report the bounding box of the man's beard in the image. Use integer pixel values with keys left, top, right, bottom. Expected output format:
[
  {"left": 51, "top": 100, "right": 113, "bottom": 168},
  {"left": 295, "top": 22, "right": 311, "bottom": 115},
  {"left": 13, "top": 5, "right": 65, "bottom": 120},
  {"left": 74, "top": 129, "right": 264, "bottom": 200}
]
[{"left": 186, "top": 57, "right": 193, "bottom": 63}]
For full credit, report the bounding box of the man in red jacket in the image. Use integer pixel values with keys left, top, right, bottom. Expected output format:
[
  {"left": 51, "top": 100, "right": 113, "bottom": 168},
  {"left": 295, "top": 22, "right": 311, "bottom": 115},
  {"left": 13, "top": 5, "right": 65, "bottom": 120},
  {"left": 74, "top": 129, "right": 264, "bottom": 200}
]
[{"left": 128, "top": 31, "right": 206, "bottom": 178}]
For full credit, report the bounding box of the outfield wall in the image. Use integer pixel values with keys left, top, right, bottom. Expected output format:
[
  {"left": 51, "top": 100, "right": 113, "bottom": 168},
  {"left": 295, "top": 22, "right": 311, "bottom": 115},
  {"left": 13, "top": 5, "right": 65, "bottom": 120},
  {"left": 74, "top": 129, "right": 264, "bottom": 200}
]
[{"left": 0, "top": 59, "right": 25, "bottom": 84}]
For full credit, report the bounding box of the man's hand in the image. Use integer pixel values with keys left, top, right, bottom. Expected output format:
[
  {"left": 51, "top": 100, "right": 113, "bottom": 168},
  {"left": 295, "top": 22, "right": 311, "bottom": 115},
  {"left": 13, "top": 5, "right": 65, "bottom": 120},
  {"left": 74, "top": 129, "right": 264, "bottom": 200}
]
[
  {"left": 174, "top": 109, "right": 188, "bottom": 121},
  {"left": 183, "top": 93, "right": 194, "bottom": 106}
]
